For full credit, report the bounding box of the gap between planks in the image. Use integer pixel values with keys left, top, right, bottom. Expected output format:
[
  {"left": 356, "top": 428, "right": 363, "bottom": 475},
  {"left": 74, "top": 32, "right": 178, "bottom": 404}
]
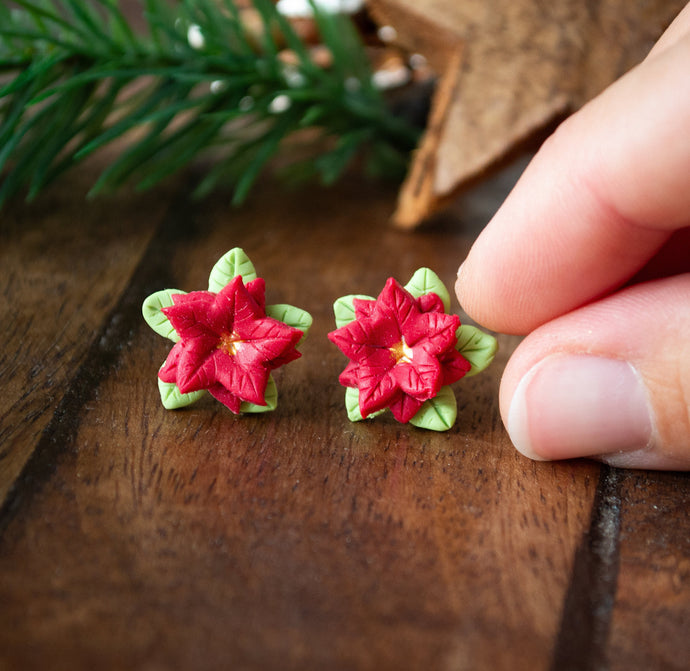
[{"left": 550, "top": 465, "right": 624, "bottom": 671}]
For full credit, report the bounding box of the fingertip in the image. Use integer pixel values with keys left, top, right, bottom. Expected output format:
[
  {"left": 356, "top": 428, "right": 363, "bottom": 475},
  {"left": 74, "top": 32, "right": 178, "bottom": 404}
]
[
  {"left": 455, "top": 35, "right": 690, "bottom": 334},
  {"left": 454, "top": 238, "right": 543, "bottom": 335},
  {"left": 454, "top": 256, "right": 504, "bottom": 333}
]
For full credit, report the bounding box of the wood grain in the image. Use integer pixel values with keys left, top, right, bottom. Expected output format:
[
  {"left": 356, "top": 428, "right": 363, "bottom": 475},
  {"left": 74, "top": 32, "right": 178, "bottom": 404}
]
[
  {"left": 0, "top": 163, "right": 687, "bottom": 671},
  {"left": 0, "top": 168, "right": 602, "bottom": 670},
  {"left": 2, "top": 4, "right": 689, "bottom": 665},
  {"left": 0, "top": 177, "right": 171, "bottom": 505}
]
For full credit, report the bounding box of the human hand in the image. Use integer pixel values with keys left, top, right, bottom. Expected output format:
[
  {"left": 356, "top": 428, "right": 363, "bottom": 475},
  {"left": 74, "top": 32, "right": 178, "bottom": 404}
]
[{"left": 455, "top": 3, "right": 690, "bottom": 469}]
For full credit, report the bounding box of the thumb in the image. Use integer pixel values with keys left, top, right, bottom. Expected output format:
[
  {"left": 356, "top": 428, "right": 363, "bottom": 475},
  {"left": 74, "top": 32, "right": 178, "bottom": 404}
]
[{"left": 501, "top": 274, "right": 690, "bottom": 469}]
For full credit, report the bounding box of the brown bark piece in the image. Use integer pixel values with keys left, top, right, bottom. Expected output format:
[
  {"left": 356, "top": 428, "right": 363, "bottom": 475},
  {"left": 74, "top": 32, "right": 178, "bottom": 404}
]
[{"left": 367, "top": 0, "right": 686, "bottom": 228}]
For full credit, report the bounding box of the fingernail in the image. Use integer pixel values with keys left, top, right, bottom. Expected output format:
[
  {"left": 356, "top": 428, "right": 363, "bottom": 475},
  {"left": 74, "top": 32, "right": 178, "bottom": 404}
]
[{"left": 507, "top": 355, "right": 653, "bottom": 461}]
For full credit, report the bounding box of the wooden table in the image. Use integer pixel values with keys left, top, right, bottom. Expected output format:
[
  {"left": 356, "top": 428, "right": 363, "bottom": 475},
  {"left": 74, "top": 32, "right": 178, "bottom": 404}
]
[{"left": 1, "top": 158, "right": 689, "bottom": 671}]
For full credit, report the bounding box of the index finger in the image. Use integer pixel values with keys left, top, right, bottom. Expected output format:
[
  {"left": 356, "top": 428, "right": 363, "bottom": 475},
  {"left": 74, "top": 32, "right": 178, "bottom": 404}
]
[{"left": 455, "top": 26, "right": 690, "bottom": 335}]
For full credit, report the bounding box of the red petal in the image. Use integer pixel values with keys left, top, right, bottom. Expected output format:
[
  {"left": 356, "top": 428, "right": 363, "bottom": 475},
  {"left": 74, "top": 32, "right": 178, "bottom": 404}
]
[
  {"left": 267, "top": 344, "right": 302, "bottom": 369},
  {"left": 417, "top": 292, "right": 444, "bottom": 314},
  {"left": 440, "top": 349, "right": 471, "bottom": 386},
  {"left": 205, "top": 277, "right": 266, "bottom": 336},
  {"left": 228, "top": 277, "right": 264, "bottom": 326},
  {"left": 175, "top": 339, "right": 219, "bottom": 393},
  {"left": 388, "top": 392, "right": 423, "bottom": 423},
  {"left": 212, "top": 349, "right": 269, "bottom": 406},
  {"left": 368, "top": 318, "right": 405, "bottom": 349},
  {"left": 237, "top": 315, "right": 298, "bottom": 346},
  {"left": 245, "top": 278, "right": 266, "bottom": 312},
  {"left": 163, "top": 295, "right": 221, "bottom": 340},
  {"left": 234, "top": 318, "right": 302, "bottom": 368},
  {"left": 336, "top": 348, "right": 393, "bottom": 397},
  {"left": 373, "top": 279, "right": 419, "bottom": 334},
  {"left": 390, "top": 350, "right": 442, "bottom": 399},
  {"left": 328, "top": 322, "right": 384, "bottom": 362},
  {"left": 408, "top": 311, "right": 460, "bottom": 352},
  {"left": 171, "top": 291, "right": 215, "bottom": 306},
  {"left": 353, "top": 297, "right": 376, "bottom": 319},
  {"left": 207, "top": 383, "right": 242, "bottom": 413},
  {"left": 339, "top": 360, "right": 360, "bottom": 387},
  {"left": 357, "top": 366, "right": 398, "bottom": 417},
  {"left": 362, "top": 347, "right": 396, "bottom": 375},
  {"left": 207, "top": 277, "right": 241, "bottom": 334},
  {"left": 158, "top": 341, "right": 184, "bottom": 383}
]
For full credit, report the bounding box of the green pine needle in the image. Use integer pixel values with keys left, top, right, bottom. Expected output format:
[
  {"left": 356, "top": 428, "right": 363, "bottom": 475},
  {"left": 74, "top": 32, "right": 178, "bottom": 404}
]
[{"left": 0, "top": 0, "right": 421, "bottom": 207}]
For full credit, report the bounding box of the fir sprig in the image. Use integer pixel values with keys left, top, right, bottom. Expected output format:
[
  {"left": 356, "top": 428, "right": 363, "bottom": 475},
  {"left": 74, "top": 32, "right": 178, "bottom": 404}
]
[{"left": 0, "top": 0, "right": 420, "bottom": 207}]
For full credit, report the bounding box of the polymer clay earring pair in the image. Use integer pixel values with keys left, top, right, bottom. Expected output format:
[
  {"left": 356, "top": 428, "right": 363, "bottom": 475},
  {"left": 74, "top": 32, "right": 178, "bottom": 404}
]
[{"left": 142, "top": 248, "right": 497, "bottom": 432}]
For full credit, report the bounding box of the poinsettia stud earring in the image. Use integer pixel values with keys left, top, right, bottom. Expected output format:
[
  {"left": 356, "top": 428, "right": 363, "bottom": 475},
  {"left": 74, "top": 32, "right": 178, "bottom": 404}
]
[
  {"left": 327, "top": 268, "right": 497, "bottom": 431},
  {"left": 142, "top": 248, "right": 312, "bottom": 414}
]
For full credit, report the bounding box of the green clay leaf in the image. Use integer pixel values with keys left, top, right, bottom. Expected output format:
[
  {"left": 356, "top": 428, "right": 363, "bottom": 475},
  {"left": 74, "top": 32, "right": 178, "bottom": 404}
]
[
  {"left": 345, "top": 386, "right": 365, "bottom": 422},
  {"left": 409, "top": 385, "right": 457, "bottom": 431},
  {"left": 208, "top": 247, "right": 257, "bottom": 292},
  {"left": 157, "top": 377, "right": 205, "bottom": 410},
  {"left": 240, "top": 375, "right": 278, "bottom": 413},
  {"left": 344, "top": 386, "right": 386, "bottom": 422},
  {"left": 333, "top": 294, "right": 374, "bottom": 328},
  {"left": 455, "top": 324, "right": 498, "bottom": 377},
  {"left": 142, "top": 289, "right": 186, "bottom": 342},
  {"left": 266, "top": 303, "right": 313, "bottom": 341},
  {"left": 404, "top": 267, "right": 450, "bottom": 312}
]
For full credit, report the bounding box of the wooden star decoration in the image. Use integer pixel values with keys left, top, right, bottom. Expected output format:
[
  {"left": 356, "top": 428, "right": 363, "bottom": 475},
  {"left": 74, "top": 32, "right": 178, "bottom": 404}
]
[{"left": 366, "top": 0, "right": 686, "bottom": 228}]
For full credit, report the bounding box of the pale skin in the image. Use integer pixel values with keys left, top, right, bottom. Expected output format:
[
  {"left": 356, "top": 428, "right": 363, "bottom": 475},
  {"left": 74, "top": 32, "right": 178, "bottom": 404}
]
[{"left": 455, "top": 3, "right": 690, "bottom": 469}]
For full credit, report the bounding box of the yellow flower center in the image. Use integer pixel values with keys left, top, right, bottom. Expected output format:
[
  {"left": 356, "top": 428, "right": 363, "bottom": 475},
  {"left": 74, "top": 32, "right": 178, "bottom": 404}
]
[
  {"left": 390, "top": 338, "right": 413, "bottom": 364},
  {"left": 218, "top": 331, "right": 243, "bottom": 356}
]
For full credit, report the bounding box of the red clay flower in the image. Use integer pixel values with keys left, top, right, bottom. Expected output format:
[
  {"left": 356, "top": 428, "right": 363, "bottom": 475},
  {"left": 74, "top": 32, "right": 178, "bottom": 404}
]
[
  {"left": 158, "top": 276, "right": 303, "bottom": 413},
  {"left": 328, "top": 277, "right": 470, "bottom": 422}
]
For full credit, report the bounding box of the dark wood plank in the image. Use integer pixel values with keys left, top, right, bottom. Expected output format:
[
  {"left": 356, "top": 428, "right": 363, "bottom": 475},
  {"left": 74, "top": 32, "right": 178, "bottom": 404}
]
[
  {"left": 0, "top": 169, "right": 600, "bottom": 670},
  {"left": 0, "top": 175, "right": 172, "bottom": 505}
]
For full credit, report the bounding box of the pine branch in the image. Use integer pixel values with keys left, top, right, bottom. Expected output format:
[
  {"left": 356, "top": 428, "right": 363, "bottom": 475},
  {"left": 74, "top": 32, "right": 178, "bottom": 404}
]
[{"left": 0, "top": 0, "right": 421, "bottom": 207}]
